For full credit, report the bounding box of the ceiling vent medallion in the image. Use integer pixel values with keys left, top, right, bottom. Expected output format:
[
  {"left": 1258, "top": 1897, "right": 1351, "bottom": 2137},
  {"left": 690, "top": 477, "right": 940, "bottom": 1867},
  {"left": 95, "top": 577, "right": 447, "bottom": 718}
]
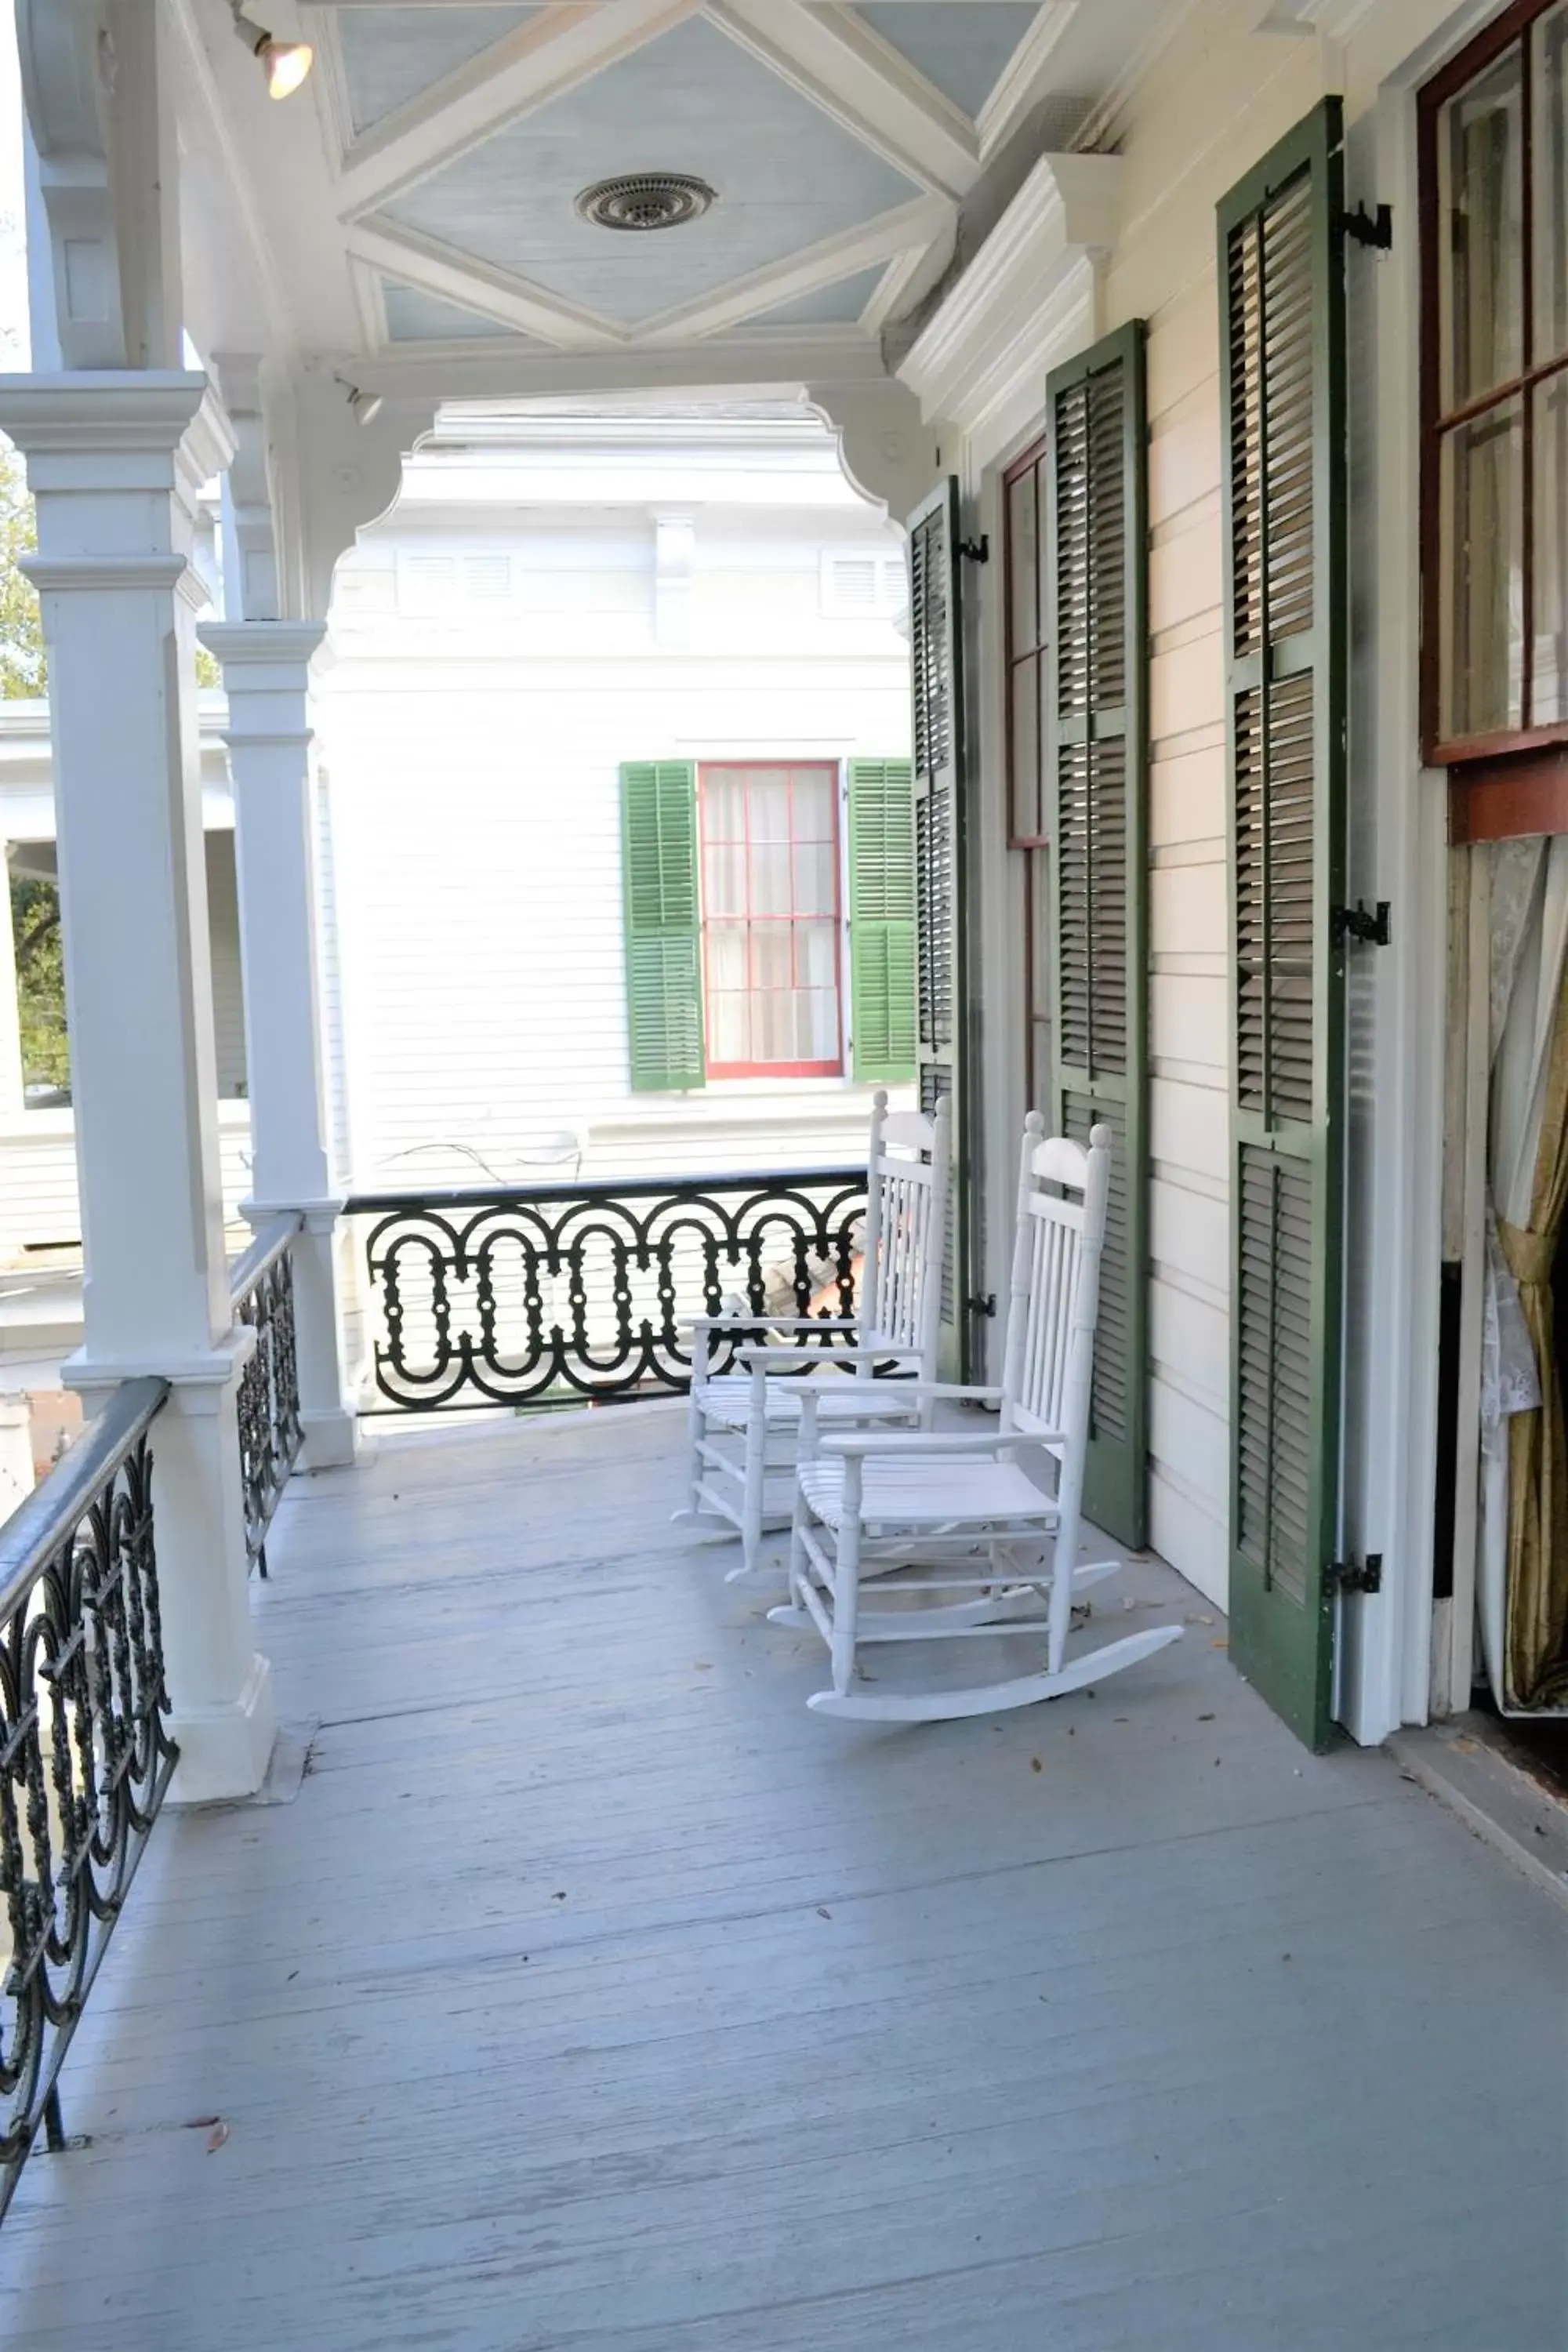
[{"left": 574, "top": 172, "right": 717, "bottom": 231}]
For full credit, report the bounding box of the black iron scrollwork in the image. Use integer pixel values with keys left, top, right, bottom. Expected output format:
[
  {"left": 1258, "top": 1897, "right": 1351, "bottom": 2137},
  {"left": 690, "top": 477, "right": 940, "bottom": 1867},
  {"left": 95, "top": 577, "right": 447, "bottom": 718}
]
[
  {"left": 0, "top": 1377, "right": 178, "bottom": 2220},
  {"left": 231, "top": 1222, "right": 305, "bottom": 1576},
  {"left": 346, "top": 1168, "right": 869, "bottom": 1414}
]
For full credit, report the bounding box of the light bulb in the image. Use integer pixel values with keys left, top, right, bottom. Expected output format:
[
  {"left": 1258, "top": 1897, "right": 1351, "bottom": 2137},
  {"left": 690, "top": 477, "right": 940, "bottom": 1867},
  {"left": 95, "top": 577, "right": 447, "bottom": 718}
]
[{"left": 261, "top": 39, "right": 313, "bottom": 100}]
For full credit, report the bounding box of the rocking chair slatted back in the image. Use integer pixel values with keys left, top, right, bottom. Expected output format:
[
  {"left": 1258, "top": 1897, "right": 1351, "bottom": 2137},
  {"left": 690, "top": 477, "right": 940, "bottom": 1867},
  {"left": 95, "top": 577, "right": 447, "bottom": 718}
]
[
  {"left": 1001, "top": 1115, "right": 1112, "bottom": 1452},
  {"left": 858, "top": 1092, "right": 952, "bottom": 1364}
]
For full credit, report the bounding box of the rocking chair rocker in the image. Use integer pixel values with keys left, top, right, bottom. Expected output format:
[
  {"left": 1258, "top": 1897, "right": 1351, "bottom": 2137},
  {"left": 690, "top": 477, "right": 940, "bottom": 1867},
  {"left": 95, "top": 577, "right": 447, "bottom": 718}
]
[
  {"left": 771, "top": 1114, "right": 1183, "bottom": 1720},
  {"left": 677, "top": 1090, "right": 951, "bottom": 1578}
]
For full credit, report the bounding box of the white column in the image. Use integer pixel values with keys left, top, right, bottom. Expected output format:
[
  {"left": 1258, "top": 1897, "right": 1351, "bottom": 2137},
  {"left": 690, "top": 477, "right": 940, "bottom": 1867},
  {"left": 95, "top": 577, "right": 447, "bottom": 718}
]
[
  {"left": 0, "top": 837, "right": 24, "bottom": 1119},
  {"left": 198, "top": 620, "right": 359, "bottom": 1468},
  {"left": 0, "top": 369, "right": 275, "bottom": 1802}
]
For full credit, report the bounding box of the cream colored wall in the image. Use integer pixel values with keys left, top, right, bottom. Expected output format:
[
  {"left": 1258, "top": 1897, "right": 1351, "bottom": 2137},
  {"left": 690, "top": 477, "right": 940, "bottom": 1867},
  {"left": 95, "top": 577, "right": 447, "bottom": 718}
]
[{"left": 1094, "top": 2, "right": 1327, "bottom": 1607}]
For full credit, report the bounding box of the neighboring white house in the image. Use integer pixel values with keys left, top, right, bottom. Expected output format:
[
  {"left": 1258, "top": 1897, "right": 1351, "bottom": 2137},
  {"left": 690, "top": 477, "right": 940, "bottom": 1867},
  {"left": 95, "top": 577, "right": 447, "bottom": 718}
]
[
  {"left": 320, "top": 401, "right": 915, "bottom": 1192},
  {"left": 0, "top": 404, "right": 914, "bottom": 1389}
]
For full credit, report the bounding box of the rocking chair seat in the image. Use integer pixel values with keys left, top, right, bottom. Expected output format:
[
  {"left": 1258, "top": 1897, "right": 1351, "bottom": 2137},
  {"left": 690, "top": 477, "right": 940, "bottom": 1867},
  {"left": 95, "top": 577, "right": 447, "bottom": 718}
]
[
  {"left": 695, "top": 1374, "right": 919, "bottom": 1432},
  {"left": 798, "top": 1452, "right": 1057, "bottom": 1531}
]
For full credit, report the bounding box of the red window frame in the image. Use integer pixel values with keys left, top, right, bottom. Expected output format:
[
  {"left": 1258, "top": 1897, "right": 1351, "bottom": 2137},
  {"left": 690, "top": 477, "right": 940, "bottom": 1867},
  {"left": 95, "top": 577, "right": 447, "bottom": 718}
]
[
  {"left": 1419, "top": 0, "right": 1568, "bottom": 835},
  {"left": 1004, "top": 435, "right": 1052, "bottom": 1109},
  {"left": 696, "top": 760, "right": 844, "bottom": 1080}
]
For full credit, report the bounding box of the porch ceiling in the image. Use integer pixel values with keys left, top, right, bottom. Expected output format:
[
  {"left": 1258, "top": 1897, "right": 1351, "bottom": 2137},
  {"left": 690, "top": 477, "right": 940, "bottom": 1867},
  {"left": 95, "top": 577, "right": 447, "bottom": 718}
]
[{"left": 175, "top": 0, "right": 1168, "bottom": 399}]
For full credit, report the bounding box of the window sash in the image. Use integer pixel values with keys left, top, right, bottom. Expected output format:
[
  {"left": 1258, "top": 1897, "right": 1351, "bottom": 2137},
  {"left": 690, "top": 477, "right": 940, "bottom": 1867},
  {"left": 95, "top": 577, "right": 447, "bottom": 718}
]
[
  {"left": 697, "top": 763, "right": 844, "bottom": 1078},
  {"left": 1421, "top": 0, "right": 1568, "bottom": 763}
]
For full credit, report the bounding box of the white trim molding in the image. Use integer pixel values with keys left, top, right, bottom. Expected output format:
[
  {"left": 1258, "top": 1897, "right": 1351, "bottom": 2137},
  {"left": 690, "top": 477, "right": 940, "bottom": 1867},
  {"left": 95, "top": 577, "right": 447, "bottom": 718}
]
[{"left": 896, "top": 154, "right": 1122, "bottom": 469}]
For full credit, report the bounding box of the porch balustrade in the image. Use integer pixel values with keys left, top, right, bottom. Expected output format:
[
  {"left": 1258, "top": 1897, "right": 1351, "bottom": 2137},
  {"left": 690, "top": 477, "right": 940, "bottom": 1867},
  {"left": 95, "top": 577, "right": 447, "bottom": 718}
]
[
  {"left": 230, "top": 1218, "right": 306, "bottom": 1577},
  {"left": 345, "top": 1169, "right": 871, "bottom": 1414},
  {"left": 0, "top": 1377, "right": 178, "bottom": 2220}
]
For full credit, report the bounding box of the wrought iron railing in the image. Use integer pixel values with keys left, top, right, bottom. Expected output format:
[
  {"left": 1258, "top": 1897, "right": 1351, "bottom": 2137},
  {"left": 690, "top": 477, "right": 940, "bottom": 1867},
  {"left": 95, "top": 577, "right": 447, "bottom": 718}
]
[
  {"left": 344, "top": 1168, "right": 869, "bottom": 1414},
  {"left": 0, "top": 1376, "right": 177, "bottom": 2219},
  {"left": 230, "top": 1216, "right": 304, "bottom": 1576}
]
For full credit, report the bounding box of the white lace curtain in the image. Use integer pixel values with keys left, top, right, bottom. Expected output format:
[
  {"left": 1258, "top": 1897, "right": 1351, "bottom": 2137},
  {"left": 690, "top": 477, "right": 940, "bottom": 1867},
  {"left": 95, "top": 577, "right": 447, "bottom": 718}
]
[{"left": 1478, "top": 836, "right": 1568, "bottom": 1710}]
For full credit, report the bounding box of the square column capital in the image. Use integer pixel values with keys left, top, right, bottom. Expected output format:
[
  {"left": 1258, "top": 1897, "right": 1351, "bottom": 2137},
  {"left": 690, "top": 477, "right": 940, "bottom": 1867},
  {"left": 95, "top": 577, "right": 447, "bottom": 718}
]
[
  {"left": 199, "top": 620, "right": 329, "bottom": 684},
  {"left": 0, "top": 371, "right": 234, "bottom": 508}
]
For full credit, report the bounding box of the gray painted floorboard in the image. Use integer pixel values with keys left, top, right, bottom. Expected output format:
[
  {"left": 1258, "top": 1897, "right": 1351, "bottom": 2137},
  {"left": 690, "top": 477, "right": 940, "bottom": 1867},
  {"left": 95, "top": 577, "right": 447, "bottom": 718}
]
[{"left": 3, "top": 1406, "right": 1565, "bottom": 2349}]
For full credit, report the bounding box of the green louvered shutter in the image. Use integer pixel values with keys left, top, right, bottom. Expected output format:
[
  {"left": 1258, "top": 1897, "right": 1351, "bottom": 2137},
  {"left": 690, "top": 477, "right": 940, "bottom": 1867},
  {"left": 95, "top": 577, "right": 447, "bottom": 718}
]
[
  {"left": 1045, "top": 319, "right": 1149, "bottom": 1551},
  {"left": 848, "top": 757, "right": 916, "bottom": 1082},
  {"left": 907, "top": 479, "right": 968, "bottom": 1370},
  {"left": 619, "top": 760, "right": 704, "bottom": 1092},
  {"left": 1218, "top": 100, "right": 1347, "bottom": 1750}
]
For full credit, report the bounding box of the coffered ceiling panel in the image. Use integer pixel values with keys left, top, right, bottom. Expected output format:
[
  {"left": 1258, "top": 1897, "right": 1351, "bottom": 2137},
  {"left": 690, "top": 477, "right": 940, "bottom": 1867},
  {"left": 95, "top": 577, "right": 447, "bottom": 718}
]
[
  {"left": 378, "top": 14, "right": 924, "bottom": 328},
  {"left": 380, "top": 279, "right": 547, "bottom": 343},
  {"left": 851, "top": 3, "right": 1042, "bottom": 119},
  {"left": 339, "top": 5, "right": 544, "bottom": 135},
  {"left": 744, "top": 264, "right": 888, "bottom": 328}
]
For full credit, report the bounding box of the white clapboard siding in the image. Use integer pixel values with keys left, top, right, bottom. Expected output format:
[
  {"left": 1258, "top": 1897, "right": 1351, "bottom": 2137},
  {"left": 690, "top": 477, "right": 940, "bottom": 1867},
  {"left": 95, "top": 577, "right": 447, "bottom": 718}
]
[
  {"left": 205, "top": 830, "right": 249, "bottom": 1104},
  {"left": 0, "top": 1103, "right": 253, "bottom": 1260},
  {"left": 319, "top": 495, "right": 912, "bottom": 1197},
  {"left": 1097, "top": 16, "right": 1323, "bottom": 1610}
]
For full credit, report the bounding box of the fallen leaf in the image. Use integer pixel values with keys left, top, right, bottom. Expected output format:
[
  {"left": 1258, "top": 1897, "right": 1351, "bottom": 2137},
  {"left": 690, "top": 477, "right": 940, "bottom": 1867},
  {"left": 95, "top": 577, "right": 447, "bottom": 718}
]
[
  {"left": 1534, "top": 1824, "right": 1548, "bottom": 1838},
  {"left": 1067, "top": 1726, "right": 1076, "bottom": 1737},
  {"left": 1452, "top": 1735, "right": 1479, "bottom": 1753},
  {"left": 286, "top": 1969, "right": 299, "bottom": 1982},
  {"left": 1210, "top": 1638, "right": 1229, "bottom": 1650},
  {"left": 551, "top": 1891, "right": 567, "bottom": 1902},
  {"left": 693, "top": 1661, "right": 712, "bottom": 1671},
  {"left": 1282, "top": 1952, "right": 1293, "bottom": 1963},
  {"left": 1112, "top": 1715, "right": 1129, "bottom": 1723},
  {"left": 1198, "top": 1712, "right": 1215, "bottom": 1722},
  {"left": 183, "top": 2114, "right": 221, "bottom": 2132},
  {"left": 817, "top": 1906, "right": 832, "bottom": 1920},
  {"left": 206, "top": 2122, "right": 229, "bottom": 2154},
  {"left": 1030, "top": 1756, "right": 1042, "bottom": 1773}
]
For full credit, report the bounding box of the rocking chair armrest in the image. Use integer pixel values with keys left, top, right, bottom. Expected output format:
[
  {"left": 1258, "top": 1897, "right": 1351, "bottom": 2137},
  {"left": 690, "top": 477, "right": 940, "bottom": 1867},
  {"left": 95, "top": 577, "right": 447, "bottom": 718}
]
[
  {"left": 735, "top": 1345, "right": 913, "bottom": 1371},
  {"left": 860, "top": 1381, "right": 1005, "bottom": 1406},
  {"left": 819, "top": 1428, "right": 1047, "bottom": 1459},
  {"left": 685, "top": 1312, "right": 860, "bottom": 1334}
]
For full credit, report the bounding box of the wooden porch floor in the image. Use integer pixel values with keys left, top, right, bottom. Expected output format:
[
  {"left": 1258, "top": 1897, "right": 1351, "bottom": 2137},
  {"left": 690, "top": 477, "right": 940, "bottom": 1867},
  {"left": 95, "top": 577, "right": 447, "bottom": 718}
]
[{"left": 3, "top": 1407, "right": 1566, "bottom": 2349}]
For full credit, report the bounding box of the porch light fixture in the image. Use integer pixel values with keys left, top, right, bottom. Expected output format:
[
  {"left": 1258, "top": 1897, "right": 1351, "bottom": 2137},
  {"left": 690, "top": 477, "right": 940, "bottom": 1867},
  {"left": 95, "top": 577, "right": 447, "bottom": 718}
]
[
  {"left": 343, "top": 383, "right": 383, "bottom": 426},
  {"left": 230, "top": 5, "right": 314, "bottom": 100}
]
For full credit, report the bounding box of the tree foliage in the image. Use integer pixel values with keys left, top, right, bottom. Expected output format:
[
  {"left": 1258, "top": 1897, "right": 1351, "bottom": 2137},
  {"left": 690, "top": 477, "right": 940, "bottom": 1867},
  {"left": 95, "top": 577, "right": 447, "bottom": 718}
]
[
  {"left": 10, "top": 873, "right": 69, "bottom": 1095},
  {"left": 0, "top": 439, "right": 45, "bottom": 701}
]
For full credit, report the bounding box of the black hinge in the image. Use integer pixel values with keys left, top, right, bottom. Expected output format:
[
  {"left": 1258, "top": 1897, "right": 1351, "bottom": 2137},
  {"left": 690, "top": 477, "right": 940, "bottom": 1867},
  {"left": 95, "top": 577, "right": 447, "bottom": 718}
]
[
  {"left": 958, "top": 535, "right": 990, "bottom": 564},
  {"left": 1326, "top": 1554, "right": 1383, "bottom": 1595},
  {"left": 1341, "top": 201, "right": 1393, "bottom": 250},
  {"left": 1331, "top": 899, "right": 1391, "bottom": 947},
  {"left": 967, "top": 1293, "right": 998, "bottom": 1319}
]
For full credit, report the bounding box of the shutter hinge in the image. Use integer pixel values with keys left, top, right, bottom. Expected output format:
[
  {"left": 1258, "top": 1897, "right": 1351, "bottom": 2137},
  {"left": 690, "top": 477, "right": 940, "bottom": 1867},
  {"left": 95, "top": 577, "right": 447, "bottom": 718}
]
[
  {"left": 958, "top": 535, "right": 990, "bottom": 564},
  {"left": 1326, "top": 1554, "right": 1383, "bottom": 1595},
  {"left": 1331, "top": 898, "right": 1391, "bottom": 947},
  {"left": 967, "top": 1293, "right": 998, "bottom": 1319},
  {"left": 1341, "top": 201, "right": 1393, "bottom": 251}
]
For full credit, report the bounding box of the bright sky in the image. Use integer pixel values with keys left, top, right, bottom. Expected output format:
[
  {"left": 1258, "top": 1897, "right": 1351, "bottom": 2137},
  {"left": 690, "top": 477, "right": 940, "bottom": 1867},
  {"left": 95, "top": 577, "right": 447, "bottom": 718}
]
[{"left": 0, "top": 9, "right": 26, "bottom": 369}]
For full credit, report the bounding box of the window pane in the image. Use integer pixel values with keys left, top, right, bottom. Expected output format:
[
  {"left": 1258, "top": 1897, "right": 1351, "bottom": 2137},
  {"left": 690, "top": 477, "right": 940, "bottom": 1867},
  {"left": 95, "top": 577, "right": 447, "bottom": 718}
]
[
  {"left": 1439, "top": 397, "right": 1524, "bottom": 739},
  {"left": 797, "top": 920, "right": 837, "bottom": 989},
  {"left": 1011, "top": 650, "right": 1040, "bottom": 840},
  {"left": 751, "top": 841, "right": 792, "bottom": 916},
  {"left": 1439, "top": 45, "right": 1524, "bottom": 411},
  {"left": 1007, "top": 469, "right": 1037, "bottom": 655},
  {"left": 1537, "top": 2, "right": 1568, "bottom": 365},
  {"left": 751, "top": 925, "right": 791, "bottom": 993},
  {"left": 800, "top": 988, "right": 837, "bottom": 1062},
  {"left": 789, "top": 767, "right": 834, "bottom": 840},
  {"left": 793, "top": 840, "right": 837, "bottom": 915},
  {"left": 703, "top": 773, "right": 744, "bottom": 840},
  {"left": 748, "top": 772, "right": 790, "bottom": 841},
  {"left": 704, "top": 838, "right": 746, "bottom": 917},
  {"left": 1534, "top": 370, "right": 1568, "bottom": 723}
]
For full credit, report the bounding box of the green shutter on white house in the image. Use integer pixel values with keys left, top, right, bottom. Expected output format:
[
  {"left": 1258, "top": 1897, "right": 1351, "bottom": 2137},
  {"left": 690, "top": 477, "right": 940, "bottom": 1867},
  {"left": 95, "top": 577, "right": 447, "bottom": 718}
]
[
  {"left": 1044, "top": 319, "right": 1150, "bottom": 1553},
  {"left": 1218, "top": 100, "right": 1347, "bottom": 1751},
  {"left": 619, "top": 760, "right": 705, "bottom": 1093},
  {"left": 847, "top": 757, "right": 916, "bottom": 1083},
  {"left": 906, "top": 478, "right": 969, "bottom": 1372}
]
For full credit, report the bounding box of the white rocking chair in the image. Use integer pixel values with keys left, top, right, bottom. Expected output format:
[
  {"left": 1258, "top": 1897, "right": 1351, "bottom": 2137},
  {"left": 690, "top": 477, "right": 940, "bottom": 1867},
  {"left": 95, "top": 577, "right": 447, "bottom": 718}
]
[
  {"left": 771, "top": 1115, "right": 1183, "bottom": 1721},
  {"left": 677, "top": 1090, "right": 952, "bottom": 1579}
]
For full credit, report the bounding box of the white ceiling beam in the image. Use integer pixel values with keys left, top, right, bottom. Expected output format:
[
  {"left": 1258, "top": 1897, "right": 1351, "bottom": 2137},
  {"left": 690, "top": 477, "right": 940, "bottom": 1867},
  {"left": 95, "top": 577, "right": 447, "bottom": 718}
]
[
  {"left": 710, "top": 2, "right": 978, "bottom": 201},
  {"left": 347, "top": 217, "right": 626, "bottom": 348},
  {"left": 347, "top": 339, "right": 892, "bottom": 406},
  {"left": 636, "top": 192, "right": 953, "bottom": 344},
  {"left": 977, "top": 2, "right": 1079, "bottom": 159},
  {"left": 333, "top": 0, "right": 700, "bottom": 218},
  {"left": 859, "top": 234, "right": 949, "bottom": 333}
]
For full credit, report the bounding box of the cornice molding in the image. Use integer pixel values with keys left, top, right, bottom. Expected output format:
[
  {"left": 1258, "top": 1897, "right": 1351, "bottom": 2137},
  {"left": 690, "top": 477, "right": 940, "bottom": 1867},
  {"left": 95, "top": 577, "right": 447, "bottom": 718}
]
[{"left": 896, "top": 154, "right": 1120, "bottom": 443}]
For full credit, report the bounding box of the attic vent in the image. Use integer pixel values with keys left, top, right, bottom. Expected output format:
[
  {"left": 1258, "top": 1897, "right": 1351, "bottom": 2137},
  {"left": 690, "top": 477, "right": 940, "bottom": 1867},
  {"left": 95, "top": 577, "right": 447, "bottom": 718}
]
[{"left": 575, "top": 172, "right": 717, "bottom": 232}]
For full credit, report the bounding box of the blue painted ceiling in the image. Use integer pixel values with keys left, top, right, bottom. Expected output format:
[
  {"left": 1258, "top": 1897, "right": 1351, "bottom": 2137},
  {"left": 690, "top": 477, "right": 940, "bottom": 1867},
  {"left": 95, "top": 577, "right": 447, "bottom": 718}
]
[
  {"left": 851, "top": 4, "right": 1041, "bottom": 119},
  {"left": 341, "top": 6, "right": 543, "bottom": 136},
  {"left": 745, "top": 265, "right": 887, "bottom": 329},
  {"left": 380, "top": 279, "right": 546, "bottom": 344},
  {"left": 379, "top": 16, "right": 921, "bottom": 328}
]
